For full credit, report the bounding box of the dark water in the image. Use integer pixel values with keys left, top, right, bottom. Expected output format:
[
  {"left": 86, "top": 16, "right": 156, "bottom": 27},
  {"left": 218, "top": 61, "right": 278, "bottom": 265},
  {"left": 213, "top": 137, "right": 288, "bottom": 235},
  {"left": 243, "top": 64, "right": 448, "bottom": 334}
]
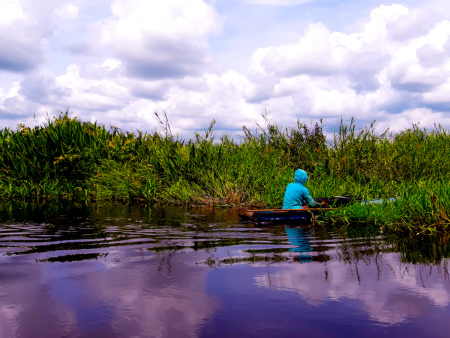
[{"left": 1, "top": 203, "right": 450, "bottom": 338}]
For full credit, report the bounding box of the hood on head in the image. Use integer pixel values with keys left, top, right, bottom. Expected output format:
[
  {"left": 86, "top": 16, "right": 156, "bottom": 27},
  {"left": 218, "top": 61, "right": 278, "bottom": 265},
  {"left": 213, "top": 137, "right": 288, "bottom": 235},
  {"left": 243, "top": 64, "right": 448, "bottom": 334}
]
[{"left": 294, "top": 169, "right": 308, "bottom": 185}]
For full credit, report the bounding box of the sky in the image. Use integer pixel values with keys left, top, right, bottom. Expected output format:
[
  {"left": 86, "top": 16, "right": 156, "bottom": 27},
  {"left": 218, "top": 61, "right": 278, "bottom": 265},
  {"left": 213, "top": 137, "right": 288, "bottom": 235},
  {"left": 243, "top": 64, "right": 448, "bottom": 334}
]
[{"left": 1, "top": 0, "right": 450, "bottom": 138}]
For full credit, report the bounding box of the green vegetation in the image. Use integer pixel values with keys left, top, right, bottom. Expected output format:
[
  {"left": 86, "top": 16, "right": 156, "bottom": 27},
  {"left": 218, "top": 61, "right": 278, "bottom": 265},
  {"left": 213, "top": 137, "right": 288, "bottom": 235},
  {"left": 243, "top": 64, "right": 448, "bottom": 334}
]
[{"left": 0, "top": 111, "right": 449, "bottom": 233}]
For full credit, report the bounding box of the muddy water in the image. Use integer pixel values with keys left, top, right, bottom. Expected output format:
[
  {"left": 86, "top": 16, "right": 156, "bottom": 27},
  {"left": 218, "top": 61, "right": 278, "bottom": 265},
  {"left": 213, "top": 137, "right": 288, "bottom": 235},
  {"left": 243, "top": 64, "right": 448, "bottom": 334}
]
[{"left": 0, "top": 203, "right": 450, "bottom": 337}]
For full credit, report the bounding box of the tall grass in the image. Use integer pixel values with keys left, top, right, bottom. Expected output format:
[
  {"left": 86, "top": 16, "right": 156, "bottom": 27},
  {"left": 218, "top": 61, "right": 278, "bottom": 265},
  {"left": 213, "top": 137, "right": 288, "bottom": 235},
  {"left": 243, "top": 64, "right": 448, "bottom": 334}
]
[{"left": 0, "top": 111, "right": 449, "bottom": 233}]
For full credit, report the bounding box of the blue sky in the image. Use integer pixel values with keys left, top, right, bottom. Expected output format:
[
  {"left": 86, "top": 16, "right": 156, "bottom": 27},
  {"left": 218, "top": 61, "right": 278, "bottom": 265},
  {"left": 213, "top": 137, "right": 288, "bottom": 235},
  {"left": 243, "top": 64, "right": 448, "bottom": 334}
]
[{"left": 1, "top": 0, "right": 450, "bottom": 138}]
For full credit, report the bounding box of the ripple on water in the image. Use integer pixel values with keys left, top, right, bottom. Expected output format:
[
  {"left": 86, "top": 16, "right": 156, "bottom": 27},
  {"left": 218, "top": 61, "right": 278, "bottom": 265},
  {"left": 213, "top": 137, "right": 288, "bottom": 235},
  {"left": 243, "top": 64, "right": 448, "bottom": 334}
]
[{"left": 1, "top": 204, "right": 450, "bottom": 337}]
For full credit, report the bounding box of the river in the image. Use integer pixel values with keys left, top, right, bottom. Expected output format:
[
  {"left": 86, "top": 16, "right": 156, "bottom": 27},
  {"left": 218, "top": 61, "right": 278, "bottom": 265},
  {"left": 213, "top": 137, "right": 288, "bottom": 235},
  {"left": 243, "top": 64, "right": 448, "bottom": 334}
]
[{"left": 1, "top": 203, "right": 449, "bottom": 337}]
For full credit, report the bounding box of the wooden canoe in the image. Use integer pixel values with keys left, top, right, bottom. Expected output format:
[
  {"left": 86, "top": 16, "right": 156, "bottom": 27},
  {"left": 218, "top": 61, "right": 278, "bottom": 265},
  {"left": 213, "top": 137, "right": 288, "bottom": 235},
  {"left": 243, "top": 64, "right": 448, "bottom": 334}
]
[
  {"left": 239, "top": 207, "right": 334, "bottom": 222},
  {"left": 239, "top": 196, "right": 361, "bottom": 223}
]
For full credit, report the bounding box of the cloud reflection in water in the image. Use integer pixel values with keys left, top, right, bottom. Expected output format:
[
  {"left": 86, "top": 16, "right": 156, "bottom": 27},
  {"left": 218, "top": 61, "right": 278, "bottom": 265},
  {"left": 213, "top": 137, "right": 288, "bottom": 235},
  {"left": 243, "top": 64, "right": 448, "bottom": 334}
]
[
  {"left": 0, "top": 249, "right": 219, "bottom": 337},
  {"left": 255, "top": 226, "right": 450, "bottom": 325}
]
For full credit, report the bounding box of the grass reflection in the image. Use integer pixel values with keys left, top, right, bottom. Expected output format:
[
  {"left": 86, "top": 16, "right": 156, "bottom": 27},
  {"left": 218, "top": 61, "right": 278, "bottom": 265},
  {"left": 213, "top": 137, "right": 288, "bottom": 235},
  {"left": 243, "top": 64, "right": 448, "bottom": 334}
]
[
  {"left": 36, "top": 252, "right": 108, "bottom": 263},
  {"left": 2, "top": 203, "right": 450, "bottom": 270}
]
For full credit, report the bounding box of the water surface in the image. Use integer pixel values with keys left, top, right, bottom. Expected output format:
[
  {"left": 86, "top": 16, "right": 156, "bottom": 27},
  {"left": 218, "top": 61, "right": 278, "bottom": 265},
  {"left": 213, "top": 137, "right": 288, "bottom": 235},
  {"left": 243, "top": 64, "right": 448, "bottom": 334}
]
[{"left": 1, "top": 203, "right": 450, "bottom": 337}]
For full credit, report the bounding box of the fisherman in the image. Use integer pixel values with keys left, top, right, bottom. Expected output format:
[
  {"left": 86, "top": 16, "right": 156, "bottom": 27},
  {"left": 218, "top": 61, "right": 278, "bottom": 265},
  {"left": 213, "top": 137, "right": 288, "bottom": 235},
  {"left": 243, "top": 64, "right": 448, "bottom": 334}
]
[{"left": 282, "top": 169, "right": 322, "bottom": 209}]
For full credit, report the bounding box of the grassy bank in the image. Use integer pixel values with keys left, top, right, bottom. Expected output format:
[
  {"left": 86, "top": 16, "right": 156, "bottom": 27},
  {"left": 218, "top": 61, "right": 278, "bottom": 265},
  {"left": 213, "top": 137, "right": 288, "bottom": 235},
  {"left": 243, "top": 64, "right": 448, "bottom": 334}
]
[{"left": 0, "top": 111, "right": 449, "bottom": 233}]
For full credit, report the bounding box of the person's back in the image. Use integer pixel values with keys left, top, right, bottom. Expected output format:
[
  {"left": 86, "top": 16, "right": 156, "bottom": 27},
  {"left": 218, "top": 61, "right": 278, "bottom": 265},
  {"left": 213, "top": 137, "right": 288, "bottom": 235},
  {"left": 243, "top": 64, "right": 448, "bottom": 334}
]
[{"left": 282, "top": 169, "right": 321, "bottom": 209}]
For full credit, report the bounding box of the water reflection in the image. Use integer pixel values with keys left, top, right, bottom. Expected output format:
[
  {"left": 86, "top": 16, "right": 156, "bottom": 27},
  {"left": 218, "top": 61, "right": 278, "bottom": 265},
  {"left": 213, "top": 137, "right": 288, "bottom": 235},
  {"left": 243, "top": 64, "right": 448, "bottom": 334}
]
[
  {"left": 0, "top": 251, "right": 219, "bottom": 337},
  {"left": 285, "top": 226, "right": 312, "bottom": 262},
  {"left": 1, "top": 202, "right": 450, "bottom": 336},
  {"left": 255, "top": 246, "right": 450, "bottom": 324},
  {"left": 248, "top": 225, "right": 450, "bottom": 327}
]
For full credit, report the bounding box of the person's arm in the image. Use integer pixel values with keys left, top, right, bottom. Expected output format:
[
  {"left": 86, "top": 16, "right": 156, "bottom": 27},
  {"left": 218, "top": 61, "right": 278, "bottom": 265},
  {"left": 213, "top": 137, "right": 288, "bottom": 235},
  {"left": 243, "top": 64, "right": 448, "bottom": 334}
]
[{"left": 305, "top": 191, "right": 322, "bottom": 208}]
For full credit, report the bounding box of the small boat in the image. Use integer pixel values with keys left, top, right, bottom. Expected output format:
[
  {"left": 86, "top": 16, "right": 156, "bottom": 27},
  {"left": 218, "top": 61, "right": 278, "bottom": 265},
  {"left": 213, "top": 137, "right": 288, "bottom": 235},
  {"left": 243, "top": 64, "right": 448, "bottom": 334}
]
[
  {"left": 239, "top": 207, "right": 333, "bottom": 223},
  {"left": 239, "top": 196, "right": 361, "bottom": 223}
]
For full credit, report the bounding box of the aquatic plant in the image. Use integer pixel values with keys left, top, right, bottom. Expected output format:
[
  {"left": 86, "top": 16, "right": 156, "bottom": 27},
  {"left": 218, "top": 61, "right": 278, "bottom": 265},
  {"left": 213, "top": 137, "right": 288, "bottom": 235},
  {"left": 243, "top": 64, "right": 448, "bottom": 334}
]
[
  {"left": 326, "top": 179, "right": 450, "bottom": 235},
  {"left": 0, "top": 110, "right": 449, "bottom": 233}
]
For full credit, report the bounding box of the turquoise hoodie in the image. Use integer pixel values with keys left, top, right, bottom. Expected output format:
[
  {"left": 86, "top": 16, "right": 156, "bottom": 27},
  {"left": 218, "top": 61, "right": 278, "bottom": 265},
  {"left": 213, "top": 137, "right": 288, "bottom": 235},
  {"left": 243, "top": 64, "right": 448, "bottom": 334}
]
[{"left": 282, "top": 169, "right": 319, "bottom": 209}]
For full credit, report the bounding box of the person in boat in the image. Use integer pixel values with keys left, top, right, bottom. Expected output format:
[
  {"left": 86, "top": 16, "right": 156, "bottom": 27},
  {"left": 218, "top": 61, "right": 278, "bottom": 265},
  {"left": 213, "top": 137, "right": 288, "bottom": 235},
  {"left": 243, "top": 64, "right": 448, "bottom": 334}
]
[{"left": 282, "top": 169, "right": 322, "bottom": 209}]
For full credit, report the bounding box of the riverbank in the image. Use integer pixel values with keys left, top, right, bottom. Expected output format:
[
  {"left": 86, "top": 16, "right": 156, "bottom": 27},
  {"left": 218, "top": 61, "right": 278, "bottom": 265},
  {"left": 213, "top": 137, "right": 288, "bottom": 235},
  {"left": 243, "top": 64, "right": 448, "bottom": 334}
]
[{"left": 0, "top": 111, "right": 449, "bottom": 233}]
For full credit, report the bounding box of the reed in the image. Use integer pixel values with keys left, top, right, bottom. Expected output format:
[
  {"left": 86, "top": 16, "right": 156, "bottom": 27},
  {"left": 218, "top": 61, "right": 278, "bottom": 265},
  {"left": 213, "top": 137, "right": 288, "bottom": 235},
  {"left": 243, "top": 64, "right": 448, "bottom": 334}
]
[
  {"left": 325, "top": 179, "right": 450, "bottom": 235},
  {"left": 0, "top": 111, "right": 449, "bottom": 233}
]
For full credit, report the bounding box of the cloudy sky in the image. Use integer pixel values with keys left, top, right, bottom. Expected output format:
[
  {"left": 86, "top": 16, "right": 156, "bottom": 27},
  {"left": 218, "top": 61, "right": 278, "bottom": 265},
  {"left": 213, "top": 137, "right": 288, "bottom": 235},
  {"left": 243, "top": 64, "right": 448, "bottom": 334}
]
[{"left": 1, "top": 0, "right": 450, "bottom": 138}]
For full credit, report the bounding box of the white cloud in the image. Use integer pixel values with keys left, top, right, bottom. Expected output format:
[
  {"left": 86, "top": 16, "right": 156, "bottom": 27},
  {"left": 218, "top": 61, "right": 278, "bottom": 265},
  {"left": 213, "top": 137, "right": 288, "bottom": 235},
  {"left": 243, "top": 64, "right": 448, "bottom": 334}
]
[
  {"left": 54, "top": 4, "right": 79, "bottom": 20},
  {"left": 55, "top": 64, "right": 130, "bottom": 112},
  {"left": 0, "top": 0, "right": 41, "bottom": 72},
  {"left": 96, "top": 0, "right": 221, "bottom": 79},
  {"left": 0, "top": 0, "right": 26, "bottom": 26},
  {"left": 387, "top": 8, "right": 434, "bottom": 41},
  {"left": 242, "top": 0, "right": 315, "bottom": 5},
  {"left": 0, "top": 0, "right": 84, "bottom": 73},
  {"left": 3, "top": 56, "right": 261, "bottom": 138},
  {"left": 240, "top": 3, "right": 450, "bottom": 128},
  {"left": 1, "top": 2, "right": 450, "bottom": 137}
]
